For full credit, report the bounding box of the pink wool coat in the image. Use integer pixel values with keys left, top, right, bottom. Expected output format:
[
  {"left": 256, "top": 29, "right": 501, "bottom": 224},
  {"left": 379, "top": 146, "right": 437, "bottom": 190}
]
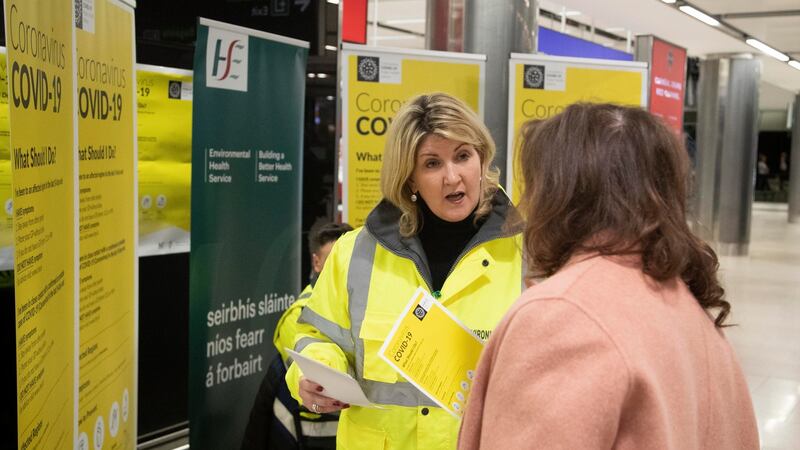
[{"left": 458, "top": 254, "right": 759, "bottom": 450}]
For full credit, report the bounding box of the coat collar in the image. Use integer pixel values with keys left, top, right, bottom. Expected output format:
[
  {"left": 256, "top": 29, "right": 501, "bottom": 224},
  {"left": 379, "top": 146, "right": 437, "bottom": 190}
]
[{"left": 364, "top": 188, "right": 522, "bottom": 290}]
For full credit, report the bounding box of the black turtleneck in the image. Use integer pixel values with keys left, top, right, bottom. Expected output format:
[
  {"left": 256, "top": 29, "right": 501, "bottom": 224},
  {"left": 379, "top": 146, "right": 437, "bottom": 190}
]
[{"left": 417, "top": 199, "right": 482, "bottom": 292}]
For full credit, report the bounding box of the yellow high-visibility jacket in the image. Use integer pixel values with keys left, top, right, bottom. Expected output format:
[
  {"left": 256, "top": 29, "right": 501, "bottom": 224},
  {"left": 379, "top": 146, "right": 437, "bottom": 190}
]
[
  {"left": 274, "top": 284, "right": 313, "bottom": 365},
  {"left": 286, "top": 190, "right": 524, "bottom": 450}
]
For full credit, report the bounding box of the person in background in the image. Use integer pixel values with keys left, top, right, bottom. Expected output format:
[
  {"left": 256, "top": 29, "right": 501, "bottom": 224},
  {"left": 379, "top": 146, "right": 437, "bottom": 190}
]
[
  {"left": 459, "top": 103, "right": 758, "bottom": 450},
  {"left": 286, "top": 93, "right": 525, "bottom": 449},
  {"left": 757, "top": 152, "right": 770, "bottom": 191},
  {"left": 274, "top": 222, "right": 355, "bottom": 364},
  {"left": 779, "top": 151, "right": 789, "bottom": 192},
  {"left": 241, "top": 222, "right": 353, "bottom": 450}
]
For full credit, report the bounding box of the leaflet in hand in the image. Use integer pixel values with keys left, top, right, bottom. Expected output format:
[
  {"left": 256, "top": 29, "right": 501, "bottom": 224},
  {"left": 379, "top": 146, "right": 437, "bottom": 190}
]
[
  {"left": 378, "top": 287, "right": 484, "bottom": 418},
  {"left": 286, "top": 349, "right": 382, "bottom": 408}
]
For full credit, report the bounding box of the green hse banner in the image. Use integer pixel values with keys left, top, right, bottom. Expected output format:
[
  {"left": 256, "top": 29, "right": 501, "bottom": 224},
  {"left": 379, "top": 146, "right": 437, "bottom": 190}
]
[
  {"left": 8, "top": 0, "right": 79, "bottom": 448},
  {"left": 136, "top": 64, "right": 192, "bottom": 256},
  {"left": 189, "top": 18, "right": 308, "bottom": 450},
  {"left": 76, "top": 1, "right": 138, "bottom": 450}
]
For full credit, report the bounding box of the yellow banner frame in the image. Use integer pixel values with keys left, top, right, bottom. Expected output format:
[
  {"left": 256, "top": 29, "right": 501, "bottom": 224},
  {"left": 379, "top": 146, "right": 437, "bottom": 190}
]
[
  {"left": 506, "top": 53, "right": 649, "bottom": 201},
  {"left": 339, "top": 44, "right": 486, "bottom": 226}
]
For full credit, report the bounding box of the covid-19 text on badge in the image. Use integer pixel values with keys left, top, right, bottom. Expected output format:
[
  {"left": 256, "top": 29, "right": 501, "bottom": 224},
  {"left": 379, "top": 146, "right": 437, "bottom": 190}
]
[{"left": 206, "top": 27, "right": 249, "bottom": 92}]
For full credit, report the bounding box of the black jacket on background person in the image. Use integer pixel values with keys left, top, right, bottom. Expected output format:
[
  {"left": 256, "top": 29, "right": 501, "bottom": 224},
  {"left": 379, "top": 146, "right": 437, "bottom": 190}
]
[{"left": 240, "top": 353, "right": 338, "bottom": 450}]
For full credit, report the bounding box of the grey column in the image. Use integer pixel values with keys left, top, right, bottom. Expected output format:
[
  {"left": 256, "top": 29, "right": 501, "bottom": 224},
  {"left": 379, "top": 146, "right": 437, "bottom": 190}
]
[
  {"left": 789, "top": 94, "right": 800, "bottom": 223},
  {"left": 462, "top": 0, "right": 538, "bottom": 185},
  {"left": 693, "top": 55, "right": 761, "bottom": 255}
]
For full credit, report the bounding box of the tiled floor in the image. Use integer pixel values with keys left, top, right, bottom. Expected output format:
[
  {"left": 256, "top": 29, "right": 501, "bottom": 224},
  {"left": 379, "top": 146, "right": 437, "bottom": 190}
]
[{"left": 722, "top": 202, "right": 800, "bottom": 450}]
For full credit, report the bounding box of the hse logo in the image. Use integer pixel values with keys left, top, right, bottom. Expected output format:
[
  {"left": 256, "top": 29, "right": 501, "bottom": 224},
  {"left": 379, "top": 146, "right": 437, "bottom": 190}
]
[
  {"left": 206, "top": 27, "right": 248, "bottom": 92},
  {"left": 212, "top": 40, "right": 244, "bottom": 80}
]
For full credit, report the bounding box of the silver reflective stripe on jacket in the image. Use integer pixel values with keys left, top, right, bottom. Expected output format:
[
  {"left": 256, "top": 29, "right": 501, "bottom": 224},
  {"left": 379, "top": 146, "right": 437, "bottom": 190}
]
[
  {"left": 346, "top": 230, "right": 438, "bottom": 408},
  {"left": 294, "top": 336, "right": 326, "bottom": 353},
  {"left": 297, "top": 307, "right": 355, "bottom": 355},
  {"left": 273, "top": 399, "right": 338, "bottom": 438}
]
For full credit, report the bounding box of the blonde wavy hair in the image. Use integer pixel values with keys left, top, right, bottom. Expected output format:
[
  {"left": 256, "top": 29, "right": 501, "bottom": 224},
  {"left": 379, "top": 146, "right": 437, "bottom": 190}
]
[{"left": 380, "top": 92, "right": 499, "bottom": 237}]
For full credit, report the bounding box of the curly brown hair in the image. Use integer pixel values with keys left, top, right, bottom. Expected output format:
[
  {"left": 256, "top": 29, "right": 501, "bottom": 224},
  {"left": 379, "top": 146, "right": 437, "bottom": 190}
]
[{"left": 518, "top": 103, "right": 730, "bottom": 327}]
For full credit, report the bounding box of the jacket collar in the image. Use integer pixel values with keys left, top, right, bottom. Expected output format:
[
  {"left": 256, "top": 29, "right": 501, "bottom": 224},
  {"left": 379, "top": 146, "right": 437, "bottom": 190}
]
[{"left": 364, "top": 189, "right": 522, "bottom": 289}]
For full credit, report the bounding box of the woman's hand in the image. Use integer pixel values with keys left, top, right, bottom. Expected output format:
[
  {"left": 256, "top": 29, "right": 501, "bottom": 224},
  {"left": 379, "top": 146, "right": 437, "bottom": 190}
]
[{"left": 298, "top": 377, "right": 350, "bottom": 414}]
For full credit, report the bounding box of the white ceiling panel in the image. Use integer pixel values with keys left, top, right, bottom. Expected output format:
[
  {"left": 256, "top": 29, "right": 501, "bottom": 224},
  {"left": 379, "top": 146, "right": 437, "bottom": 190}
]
[
  {"left": 530, "top": 0, "right": 800, "bottom": 93},
  {"left": 760, "top": 81, "right": 797, "bottom": 110},
  {"left": 691, "top": 0, "right": 800, "bottom": 15},
  {"left": 727, "top": 16, "right": 800, "bottom": 55}
]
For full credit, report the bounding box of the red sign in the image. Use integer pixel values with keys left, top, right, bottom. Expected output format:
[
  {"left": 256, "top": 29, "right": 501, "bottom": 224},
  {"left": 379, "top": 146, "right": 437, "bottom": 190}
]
[
  {"left": 649, "top": 38, "right": 686, "bottom": 135},
  {"left": 342, "top": 0, "right": 368, "bottom": 44}
]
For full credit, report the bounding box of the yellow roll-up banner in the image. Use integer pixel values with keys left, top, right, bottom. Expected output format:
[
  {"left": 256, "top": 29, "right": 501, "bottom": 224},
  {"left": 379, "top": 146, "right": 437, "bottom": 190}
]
[
  {"left": 506, "top": 54, "right": 648, "bottom": 202},
  {"left": 2, "top": 62, "right": 194, "bottom": 264},
  {"left": 8, "top": 0, "right": 79, "bottom": 448},
  {"left": 75, "top": 0, "right": 137, "bottom": 449},
  {"left": 136, "top": 64, "right": 192, "bottom": 256},
  {"left": 0, "top": 48, "right": 11, "bottom": 270},
  {"left": 340, "top": 44, "right": 485, "bottom": 226}
]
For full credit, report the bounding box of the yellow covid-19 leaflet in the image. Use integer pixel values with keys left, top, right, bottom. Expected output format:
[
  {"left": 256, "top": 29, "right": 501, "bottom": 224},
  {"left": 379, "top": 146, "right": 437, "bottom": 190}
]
[
  {"left": 506, "top": 54, "right": 648, "bottom": 202},
  {"left": 379, "top": 287, "right": 484, "bottom": 418},
  {"left": 340, "top": 44, "right": 485, "bottom": 226}
]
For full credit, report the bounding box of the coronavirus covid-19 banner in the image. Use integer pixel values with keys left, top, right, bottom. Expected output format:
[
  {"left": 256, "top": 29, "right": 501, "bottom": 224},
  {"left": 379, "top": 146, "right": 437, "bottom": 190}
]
[
  {"left": 3, "top": 61, "right": 192, "bottom": 268},
  {"left": 7, "top": 0, "right": 79, "bottom": 448},
  {"left": 136, "top": 64, "right": 192, "bottom": 256},
  {"left": 76, "top": 1, "right": 137, "bottom": 449},
  {"left": 340, "top": 44, "right": 485, "bottom": 225},
  {"left": 506, "top": 53, "right": 648, "bottom": 201},
  {"left": 190, "top": 18, "right": 307, "bottom": 450}
]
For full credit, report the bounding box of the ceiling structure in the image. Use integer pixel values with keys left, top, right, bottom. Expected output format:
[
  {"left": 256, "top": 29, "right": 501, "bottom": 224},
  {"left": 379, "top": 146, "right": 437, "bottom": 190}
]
[{"left": 363, "top": 0, "right": 800, "bottom": 109}]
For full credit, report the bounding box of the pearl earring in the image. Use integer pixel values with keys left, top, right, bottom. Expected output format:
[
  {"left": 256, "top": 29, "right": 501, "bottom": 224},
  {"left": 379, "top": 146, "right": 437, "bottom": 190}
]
[{"left": 411, "top": 193, "right": 418, "bottom": 202}]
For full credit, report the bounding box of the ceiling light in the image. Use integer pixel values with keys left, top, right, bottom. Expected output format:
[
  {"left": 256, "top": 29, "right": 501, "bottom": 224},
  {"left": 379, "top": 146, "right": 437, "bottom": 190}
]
[
  {"left": 678, "top": 5, "right": 720, "bottom": 27},
  {"left": 787, "top": 61, "right": 800, "bottom": 70},
  {"left": 661, "top": 0, "right": 676, "bottom": 4},
  {"left": 745, "top": 38, "right": 790, "bottom": 62},
  {"left": 325, "top": 44, "right": 337, "bottom": 51},
  {"left": 564, "top": 10, "right": 581, "bottom": 17},
  {"left": 327, "top": 0, "right": 340, "bottom": 4},
  {"left": 317, "top": 73, "right": 329, "bottom": 79},
  {"left": 307, "top": 73, "right": 316, "bottom": 78}
]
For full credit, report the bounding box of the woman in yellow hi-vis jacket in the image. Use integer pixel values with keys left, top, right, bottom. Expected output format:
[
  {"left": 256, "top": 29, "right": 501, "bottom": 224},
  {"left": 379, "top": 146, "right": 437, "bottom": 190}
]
[{"left": 286, "top": 93, "right": 525, "bottom": 449}]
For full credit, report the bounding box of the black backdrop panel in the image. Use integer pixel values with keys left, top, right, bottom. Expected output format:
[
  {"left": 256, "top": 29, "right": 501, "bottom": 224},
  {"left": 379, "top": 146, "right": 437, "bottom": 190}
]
[{"left": 137, "top": 253, "right": 190, "bottom": 439}]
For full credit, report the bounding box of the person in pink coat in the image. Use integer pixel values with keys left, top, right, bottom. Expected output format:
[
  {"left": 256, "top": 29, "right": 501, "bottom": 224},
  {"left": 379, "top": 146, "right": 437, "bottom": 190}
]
[{"left": 458, "top": 103, "right": 759, "bottom": 450}]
